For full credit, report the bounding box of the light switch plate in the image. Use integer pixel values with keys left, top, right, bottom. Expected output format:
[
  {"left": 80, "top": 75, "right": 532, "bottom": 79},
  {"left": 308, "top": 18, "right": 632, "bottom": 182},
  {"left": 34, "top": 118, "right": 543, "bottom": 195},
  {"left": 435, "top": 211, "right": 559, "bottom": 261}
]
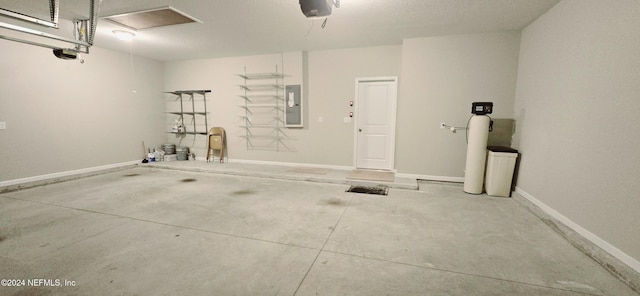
[{"left": 0, "top": 122, "right": 6, "bottom": 130}]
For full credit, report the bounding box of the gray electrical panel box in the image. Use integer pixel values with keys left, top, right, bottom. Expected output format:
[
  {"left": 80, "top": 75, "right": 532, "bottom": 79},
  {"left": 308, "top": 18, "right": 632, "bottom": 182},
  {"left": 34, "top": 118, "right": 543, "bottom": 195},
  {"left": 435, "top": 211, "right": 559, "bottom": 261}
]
[{"left": 285, "top": 85, "right": 302, "bottom": 127}]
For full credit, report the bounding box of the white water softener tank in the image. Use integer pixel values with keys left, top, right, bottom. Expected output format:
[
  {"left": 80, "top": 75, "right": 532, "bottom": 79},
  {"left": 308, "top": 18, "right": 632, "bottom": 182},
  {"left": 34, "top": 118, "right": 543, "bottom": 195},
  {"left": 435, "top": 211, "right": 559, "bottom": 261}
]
[{"left": 464, "top": 102, "right": 493, "bottom": 194}]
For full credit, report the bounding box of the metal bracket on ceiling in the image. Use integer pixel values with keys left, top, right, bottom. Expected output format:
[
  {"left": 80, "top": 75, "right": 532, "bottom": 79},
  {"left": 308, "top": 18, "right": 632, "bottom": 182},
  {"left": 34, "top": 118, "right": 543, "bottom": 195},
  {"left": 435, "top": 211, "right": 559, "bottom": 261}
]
[
  {"left": 0, "top": 0, "right": 102, "bottom": 61},
  {"left": 0, "top": 0, "right": 60, "bottom": 28}
]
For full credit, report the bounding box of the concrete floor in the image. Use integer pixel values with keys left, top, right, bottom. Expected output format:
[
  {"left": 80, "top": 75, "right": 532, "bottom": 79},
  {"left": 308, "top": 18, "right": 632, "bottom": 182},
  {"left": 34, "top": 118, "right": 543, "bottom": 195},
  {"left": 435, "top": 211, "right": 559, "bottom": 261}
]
[{"left": 0, "top": 163, "right": 637, "bottom": 295}]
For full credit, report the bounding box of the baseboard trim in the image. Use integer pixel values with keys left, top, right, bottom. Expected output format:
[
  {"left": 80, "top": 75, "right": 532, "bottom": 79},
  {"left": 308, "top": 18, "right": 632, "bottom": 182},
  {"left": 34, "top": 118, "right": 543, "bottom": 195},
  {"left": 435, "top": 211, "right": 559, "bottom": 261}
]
[
  {"left": 0, "top": 161, "right": 139, "bottom": 193},
  {"left": 395, "top": 172, "right": 464, "bottom": 183},
  {"left": 228, "top": 160, "right": 461, "bottom": 184},
  {"left": 228, "top": 158, "right": 354, "bottom": 171},
  {"left": 514, "top": 187, "right": 640, "bottom": 292}
]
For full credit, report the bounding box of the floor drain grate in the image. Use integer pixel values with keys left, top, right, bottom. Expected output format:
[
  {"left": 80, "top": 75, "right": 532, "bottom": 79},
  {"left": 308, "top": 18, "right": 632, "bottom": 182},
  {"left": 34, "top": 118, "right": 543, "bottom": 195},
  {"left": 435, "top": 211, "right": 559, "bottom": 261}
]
[{"left": 346, "top": 185, "right": 388, "bottom": 196}]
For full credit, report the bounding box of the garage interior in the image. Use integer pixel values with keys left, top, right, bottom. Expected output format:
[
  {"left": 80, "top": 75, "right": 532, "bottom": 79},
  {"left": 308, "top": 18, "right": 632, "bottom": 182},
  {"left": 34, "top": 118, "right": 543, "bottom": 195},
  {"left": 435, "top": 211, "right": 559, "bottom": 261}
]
[{"left": 1, "top": 1, "right": 639, "bottom": 295}]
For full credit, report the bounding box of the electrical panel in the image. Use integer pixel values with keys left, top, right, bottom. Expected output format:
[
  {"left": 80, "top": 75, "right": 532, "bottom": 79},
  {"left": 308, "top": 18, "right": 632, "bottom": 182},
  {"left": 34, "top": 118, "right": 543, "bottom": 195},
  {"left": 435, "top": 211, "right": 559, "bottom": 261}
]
[{"left": 285, "top": 85, "right": 302, "bottom": 127}]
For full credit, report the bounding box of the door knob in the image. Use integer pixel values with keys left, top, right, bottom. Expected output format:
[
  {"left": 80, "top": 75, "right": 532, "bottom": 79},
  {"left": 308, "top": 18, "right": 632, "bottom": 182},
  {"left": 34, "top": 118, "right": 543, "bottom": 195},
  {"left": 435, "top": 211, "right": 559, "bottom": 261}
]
[{"left": 359, "top": 129, "right": 362, "bottom": 132}]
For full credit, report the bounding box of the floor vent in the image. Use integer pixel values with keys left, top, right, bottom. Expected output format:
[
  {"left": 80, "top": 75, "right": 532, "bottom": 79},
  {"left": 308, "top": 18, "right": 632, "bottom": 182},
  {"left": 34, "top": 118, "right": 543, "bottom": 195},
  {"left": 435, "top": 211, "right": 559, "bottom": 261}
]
[{"left": 346, "top": 185, "right": 388, "bottom": 196}]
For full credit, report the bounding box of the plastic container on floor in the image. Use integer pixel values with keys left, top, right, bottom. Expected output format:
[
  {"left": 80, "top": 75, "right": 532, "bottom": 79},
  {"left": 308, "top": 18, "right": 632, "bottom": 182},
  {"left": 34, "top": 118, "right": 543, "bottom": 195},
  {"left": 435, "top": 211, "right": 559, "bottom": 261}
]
[
  {"left": 484, "top": 146, "right": 518, "bottom": 197},
  {"left": 176, "top": 146, "right": 189, "bottom": 161},
  {"left": 162, "top": 143, "right": 176, "bottom": 154}
]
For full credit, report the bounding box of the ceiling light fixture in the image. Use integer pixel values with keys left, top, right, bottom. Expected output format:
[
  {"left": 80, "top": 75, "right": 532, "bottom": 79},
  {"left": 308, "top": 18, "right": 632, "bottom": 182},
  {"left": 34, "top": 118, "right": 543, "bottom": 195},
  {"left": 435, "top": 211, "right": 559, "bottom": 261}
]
[{"left": 113, "top": 30, "right": 135, "bottom": 41}]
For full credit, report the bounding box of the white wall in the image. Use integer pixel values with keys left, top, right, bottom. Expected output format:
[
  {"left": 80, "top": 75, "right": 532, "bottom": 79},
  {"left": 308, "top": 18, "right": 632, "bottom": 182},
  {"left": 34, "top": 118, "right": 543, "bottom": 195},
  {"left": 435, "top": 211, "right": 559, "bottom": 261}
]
[
  {"left": 164, "top": 37, "right": 522, "bottom": 175},
  {"left": 164, "top": 45, "right": 402, "bottom": 166},
  {"left": 164, "top": 54, "right": 284, "bottom": 161},
  {"left": 0, "top": 42, "right": 165, "bottom": 181},
  {"left": 304, "top": 46, "right": 402, "bottom": 166},
  {"left": 513, "top": 0, "right": 640, "bottom": 264},
  {"left": 396, "top": 32, "right": 521, "bottom": 178}
]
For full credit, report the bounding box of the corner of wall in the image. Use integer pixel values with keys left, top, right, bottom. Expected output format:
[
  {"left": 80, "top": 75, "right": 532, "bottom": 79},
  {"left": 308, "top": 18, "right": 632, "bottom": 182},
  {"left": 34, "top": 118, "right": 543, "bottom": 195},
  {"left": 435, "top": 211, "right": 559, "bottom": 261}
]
[{"left": 514, "top": 187, "right": 640, "bottom": 293}]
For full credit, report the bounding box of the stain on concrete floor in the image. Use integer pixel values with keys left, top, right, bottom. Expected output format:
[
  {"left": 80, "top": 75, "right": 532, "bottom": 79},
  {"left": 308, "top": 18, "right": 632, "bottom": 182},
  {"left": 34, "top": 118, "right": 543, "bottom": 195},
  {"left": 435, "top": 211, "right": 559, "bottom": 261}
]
[
  {"left": 231, "top": 190, "right": 255, "bottom": 196},
  {"left": 321, "top": 198, "right": 346, "bottom": 206}
]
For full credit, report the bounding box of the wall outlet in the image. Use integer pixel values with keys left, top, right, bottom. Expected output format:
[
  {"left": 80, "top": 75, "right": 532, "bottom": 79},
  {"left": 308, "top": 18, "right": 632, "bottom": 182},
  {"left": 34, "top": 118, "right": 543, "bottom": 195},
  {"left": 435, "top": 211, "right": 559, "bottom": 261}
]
[
  {"left": 440, "top": 122, "right": 446, "bottom": 129},
  {"left": 0, "top": 122, "right": 6, "bottom": 130}
]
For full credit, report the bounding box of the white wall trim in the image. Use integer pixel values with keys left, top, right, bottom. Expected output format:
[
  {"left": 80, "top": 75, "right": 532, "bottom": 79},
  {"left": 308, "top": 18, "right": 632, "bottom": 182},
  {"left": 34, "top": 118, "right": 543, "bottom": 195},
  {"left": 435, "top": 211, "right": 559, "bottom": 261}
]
[
  {"left": 0, "top": 160, "right": 139, "bottom": 188},
  {"left": 515, "top": 187, "right": 640, "bottom": 274},
  {"left": 229, "top": 158, "right": 354, "bottom": 171},
  {"left": 396, "top": 172, "right": 464, "bottom": 183}
]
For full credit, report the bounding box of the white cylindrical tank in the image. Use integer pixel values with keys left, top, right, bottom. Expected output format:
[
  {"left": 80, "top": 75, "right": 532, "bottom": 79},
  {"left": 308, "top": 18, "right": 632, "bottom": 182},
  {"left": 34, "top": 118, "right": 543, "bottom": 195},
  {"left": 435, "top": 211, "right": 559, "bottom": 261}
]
[{"left": 463, "top": 115, "right": 490, "bottom": 194}]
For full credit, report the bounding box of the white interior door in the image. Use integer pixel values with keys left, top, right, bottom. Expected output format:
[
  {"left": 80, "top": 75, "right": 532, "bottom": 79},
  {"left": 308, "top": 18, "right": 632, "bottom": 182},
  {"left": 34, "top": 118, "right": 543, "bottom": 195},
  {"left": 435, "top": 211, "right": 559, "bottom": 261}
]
[{"left": 354, "top": 77, "right": 398, "bottom": 170}]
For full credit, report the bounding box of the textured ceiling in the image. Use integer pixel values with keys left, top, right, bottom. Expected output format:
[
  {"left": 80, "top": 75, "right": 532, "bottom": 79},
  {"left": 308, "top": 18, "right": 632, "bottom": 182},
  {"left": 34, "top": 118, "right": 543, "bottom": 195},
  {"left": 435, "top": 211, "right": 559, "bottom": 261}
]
[{"left": 1, "top": 0, "right": 561, "bottom": 61}]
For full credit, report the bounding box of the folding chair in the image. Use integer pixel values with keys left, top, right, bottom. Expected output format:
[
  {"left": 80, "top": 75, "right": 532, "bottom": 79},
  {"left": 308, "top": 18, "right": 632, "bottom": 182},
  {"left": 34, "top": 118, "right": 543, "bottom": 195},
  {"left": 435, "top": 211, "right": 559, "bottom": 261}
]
[{"left": 207, "top": 127, "right": 226, "bottom": 163}]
